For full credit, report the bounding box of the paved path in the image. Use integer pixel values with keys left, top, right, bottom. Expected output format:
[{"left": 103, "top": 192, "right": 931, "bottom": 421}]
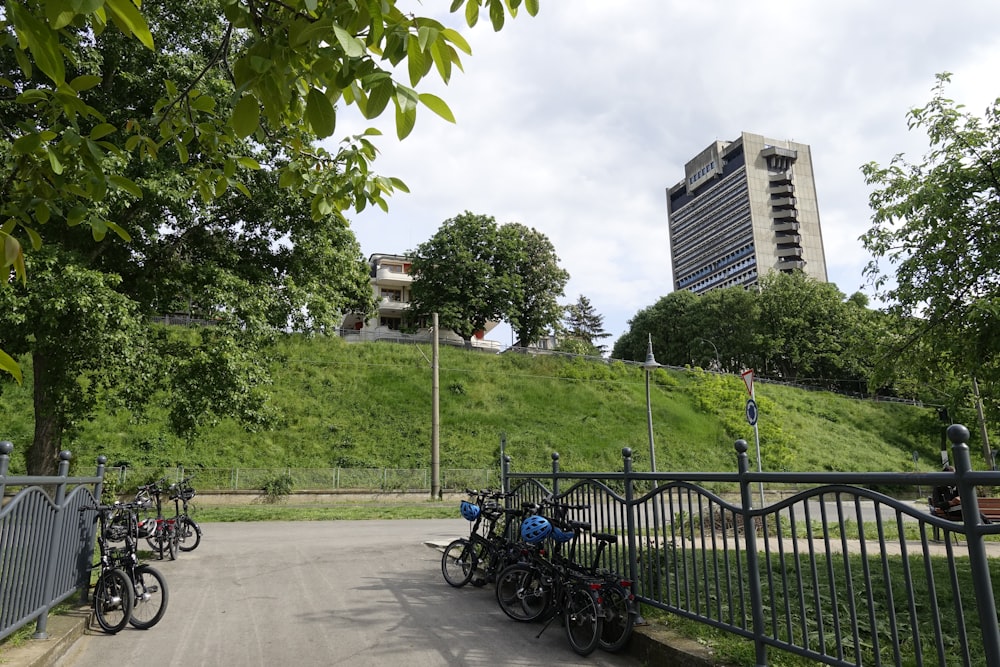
[{"left": 53, "top": 520, "right": 641, "bottom": 667}]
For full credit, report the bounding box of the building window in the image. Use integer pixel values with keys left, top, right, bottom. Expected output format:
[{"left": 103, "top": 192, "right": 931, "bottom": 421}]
[
  {"left": 380, "top": 317, "right": 402, "bottom": 330},
  {"left": 381, "top": 288, "right": 403, "bottom": 302}
]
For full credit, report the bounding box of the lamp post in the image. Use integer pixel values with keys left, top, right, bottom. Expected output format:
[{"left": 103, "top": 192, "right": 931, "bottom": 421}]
[
  {"left": 695, "top": 337, "right": 720, "bottom": 371},
  {"left": 643, "top": 334, "right": 661, "bottom": 475}
]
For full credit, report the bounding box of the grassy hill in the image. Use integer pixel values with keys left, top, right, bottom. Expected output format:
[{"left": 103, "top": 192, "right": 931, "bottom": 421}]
[{"left": 1, "top": 335, "right": 949, "bottom": 477}]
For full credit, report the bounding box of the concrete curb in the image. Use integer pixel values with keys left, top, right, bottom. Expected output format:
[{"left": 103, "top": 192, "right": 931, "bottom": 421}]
[{"left": 0, "top": 607, "right": 90, "bottom": 667}]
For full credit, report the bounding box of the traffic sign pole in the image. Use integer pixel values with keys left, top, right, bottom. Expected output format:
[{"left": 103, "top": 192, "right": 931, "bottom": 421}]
[{"left": 742, "top": 369, "right": 765, "bottom": 507}]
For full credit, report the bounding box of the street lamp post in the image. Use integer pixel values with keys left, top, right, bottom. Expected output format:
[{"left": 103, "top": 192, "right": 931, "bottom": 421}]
[
  {"left": 695, "top": 338, "right": 720, "bottom": 371},
  {"left": 643, "top": 334, "right": 661, "bottom": 475}
]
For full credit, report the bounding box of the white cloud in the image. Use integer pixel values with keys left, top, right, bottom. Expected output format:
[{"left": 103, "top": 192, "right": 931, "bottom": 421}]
[{"left": 334, "top": 1, "right": 1000, "bottom": 349}]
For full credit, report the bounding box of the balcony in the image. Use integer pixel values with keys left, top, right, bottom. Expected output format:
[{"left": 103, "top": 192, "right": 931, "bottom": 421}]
[
  {"left": 773, "top": 221, "right": 800, "bottom": 232},
  {"left": 770, "top": 196, "right": 796, "bottom": 209},
  {"left": 375, "top": 268, "right": 413, "bottom": 286},
  {"left": 378, "top": 298, "right": 409, "bottom": 313}
]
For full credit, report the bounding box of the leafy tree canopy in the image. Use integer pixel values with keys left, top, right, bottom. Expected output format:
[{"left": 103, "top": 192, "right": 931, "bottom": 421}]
[{"left": 0, "top": 0, "right": 538, "bottom": 380}]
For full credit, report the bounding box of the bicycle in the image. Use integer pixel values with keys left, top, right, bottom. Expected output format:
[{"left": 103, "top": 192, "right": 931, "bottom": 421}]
[
  {"left": 495, "top": 513, "right": 605, "bottom": 656},
  {"left": 135, "top": 479, "right": 179, "bottom": 560},
  {"left": 80, "top": 502, "right": 169, "bottom": 632},
  {"left": 549, "top": 517, "right": 635, "bottom": 652},
  {"left": 441, "top": 488, "right": 521, "bottom": 588},
  {"left": 168, "top": 475, "right": 202, "bottom": 552}
]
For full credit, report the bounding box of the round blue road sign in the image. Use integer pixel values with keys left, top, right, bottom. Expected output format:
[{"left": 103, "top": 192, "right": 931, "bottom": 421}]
[{"left": 745, "top": 399, "right": 758, "bottom": 426}]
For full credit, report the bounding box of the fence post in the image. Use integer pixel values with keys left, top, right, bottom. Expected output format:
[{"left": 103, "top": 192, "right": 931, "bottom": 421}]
[
  {"left": 501, "top": 455, "right": 511, "bottom": 498},
  {"left": 736, "top": 439, "right": 768, "bottom": 667},
  {"left": 951, "top": 424, "right": 1000, "bottom": 666},
  {"left": 621, "top": 448, "right": 641, "bottom": 605},
  {"left": 551, "top": 453, "right": 560, "bottom": 497},
  {"left": 0, "top": 441, "right": 11, "bottom": 496},
  {"left": 33, "top": 450, "right": 72, "bottom": 639}
]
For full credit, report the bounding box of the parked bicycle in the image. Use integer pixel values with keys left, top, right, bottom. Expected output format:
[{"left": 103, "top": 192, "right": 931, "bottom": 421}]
[
  {"left": 494, "top": 513, "right": 605, "bottom": 655},
  {"left": 80, "top": 502, "right": 169, "bottom": 632},
  {"left": 168, "top": 475, "right": 202, "bottom": 552},
  {"left": 441, "top": 488, "right": 522, "bottom": 588},
  {"left": 135, "top": 479, "right": 179, "bottom": 560}
]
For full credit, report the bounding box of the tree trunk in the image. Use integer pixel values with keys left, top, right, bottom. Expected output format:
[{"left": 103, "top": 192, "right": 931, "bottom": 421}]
[{"left": 27, "top": 352, "right": 64, "bottom": 476}]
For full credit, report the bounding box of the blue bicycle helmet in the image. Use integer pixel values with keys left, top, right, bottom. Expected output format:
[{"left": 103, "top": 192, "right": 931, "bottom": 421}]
[
  {"left": 551, "top": 526, "right": 575, "bottom": 543},
  {"left": 520, "top": 515, "right": 552, "bottom": 543},
  {"left": 460, "top": 500, "right": 480, "bottom": 521}
]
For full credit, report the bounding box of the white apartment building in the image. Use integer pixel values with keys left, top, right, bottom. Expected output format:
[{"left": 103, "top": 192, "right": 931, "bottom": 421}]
[{"left": 339, "top": 253, "right": 500, "bottom": 350}]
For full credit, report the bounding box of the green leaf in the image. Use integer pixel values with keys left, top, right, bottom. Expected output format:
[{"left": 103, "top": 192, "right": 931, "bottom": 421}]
[
  {"left": 89, "top": 123, "right": 117, "bottom": 140},
  {"left": 306, "top": 88, "right": 336, "bottom": 138},
  {"left": 419, "top": 93, "right": 455, "bottom": 123},
  {"left": 0, "top": 348, "right": 23, "bottom": 385},
  {"left": 465, "top": 0, "right": 479, "bottom": 27},
  {"left": 105, "top": 0, "right": 155, "bottom": 49},
  {"left": 395, "top": 102, "right": 417, "bottom": 140},
  {"left": 70, "top": 74, "right": 103, "bottom": 92},
  {"left": 489, "top": 0, "right": 505, "bottom": 31},
  {"left": 366, "top": 78, "right": 393, "bottom": 118},
  {"left": 232, "top": 95, "right": 260, "bottom": 138},
  {"left": 333, "top": 25, "right": 365, "bottom": 58},
  {"left": 105, "top": 220, "right": 132, "bottom": 242},
  {"left": 441, "top": 28, "right": 472, "bottom": 55},
  {"left": 108, "top": 175, "right": 143, "bottom": 198},
  {"left": 237, "top": 157, "right": 261, "bottom": 170},
  {"left": 4, "top": 233, "right": 23, "bottom": 267},
  {"left": 47, "top": 148, "right": 64, "bottom": 175},
  {"left": 525, "top": 0, "right": 539, "bottom": 16},
  {"left": 13, "top": 133, "right": 42, "bottom": 154},
  {"left": 189, "top": 94, "right": 216, "bottom": 112},
  {"left": 10, "top": 2, "right": 66, "bottom": 85},
  {"left": 46, "top": 0, "right": 76, "bottom": 30}
]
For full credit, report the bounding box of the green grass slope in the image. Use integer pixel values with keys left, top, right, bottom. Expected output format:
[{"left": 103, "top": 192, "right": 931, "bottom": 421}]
[{"left": 1, "top": 335, "right": 946, "bottom": 477}]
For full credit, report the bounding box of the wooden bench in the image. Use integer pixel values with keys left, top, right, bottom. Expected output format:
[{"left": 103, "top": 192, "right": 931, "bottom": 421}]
[{"left": 928, "top": 496, "right": 1000, "bottom": 540}]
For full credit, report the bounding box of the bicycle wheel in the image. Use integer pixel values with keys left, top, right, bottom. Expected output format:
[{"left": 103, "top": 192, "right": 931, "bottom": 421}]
[
  {"left": 564, "top": 585, "right": 602, "bottom": 656},
  {"left": 93, "top": 568, "right": 134, "bottom": 634},
  {"left": 495, "top": 563, "right": 550, "bottom": 622},
  {"left": 129, "top": 565, "right": 169, "bottom": 629},
  {"left": 598, "top": 582, "right": 634, "bottom": 652},
  {"left": 441, "top": 538, "right": 476, "bottom": 587},
  {"left": 177, "top": 516, "right": 202, "bottom": 552}
]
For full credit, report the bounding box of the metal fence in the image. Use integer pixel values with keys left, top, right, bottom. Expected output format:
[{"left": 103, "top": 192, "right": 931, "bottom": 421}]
[
  {"left": 0, "top": 444, "right": 105, "bottom": 642},
  {"left": 501, "top": 424, "right": 1000, "bottom": 667},
  {"left": 105, "top": 466, "right": 495, "bottom": 494}
]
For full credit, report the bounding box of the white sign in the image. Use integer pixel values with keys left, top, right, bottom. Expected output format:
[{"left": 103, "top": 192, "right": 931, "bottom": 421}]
[{"left": 741, "top": 369, "right": 754, "bottom": 397}]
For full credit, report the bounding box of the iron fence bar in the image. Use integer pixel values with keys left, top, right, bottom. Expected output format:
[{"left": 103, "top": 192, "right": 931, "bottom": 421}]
[{"left": 737, "top": 438, "right": 768, "bottom": 667}]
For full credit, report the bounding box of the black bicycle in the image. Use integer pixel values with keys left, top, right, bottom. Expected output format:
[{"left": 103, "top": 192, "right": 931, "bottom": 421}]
[
  {"left": 441, "top": 489, "right": 521, "bottom": 588},
  {"left": 136, "top": 479, "right": 179, "bottom": 560},
  {"left": 81, "top": 502, "right": 169, "bottom": 632},
  {"left": 495, "top": 513, "right": 605, "bottom": 656},
  {"left": 168, "top": 475, "right": 202, "bottom": 552}
]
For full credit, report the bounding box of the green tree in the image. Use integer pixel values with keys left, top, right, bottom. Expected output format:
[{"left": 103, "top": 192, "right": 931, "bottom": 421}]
[
  {"left": 611, "top": 290, "right": 700, "bottom": 365},
  {"left": 861, "top": 72, "right": 1000, "bottom": 430},
  {"left": 0, "top": 0, "right": 538, "bottom": 381},
  {"left": 559, "top": 295, "right": 610, "bottom": 356},
  {"left": 499, "top": 222, "right": 569, "bottom": 348},
  {"left": 408, "top": 212, "right": 514, "bottom": 347}
]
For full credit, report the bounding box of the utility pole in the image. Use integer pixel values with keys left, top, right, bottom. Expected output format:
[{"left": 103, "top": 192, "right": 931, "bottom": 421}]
[
  {"left": 431, "top": 313, "right": 441, "bottom": 499},
  {"left": 972, "top": 375, "right": 992, "bottom": 467}
]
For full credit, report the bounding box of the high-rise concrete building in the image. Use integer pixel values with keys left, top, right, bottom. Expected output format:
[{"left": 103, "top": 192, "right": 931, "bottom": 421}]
[{"left": 665, "top": 132, "right": 828, "bottom": 295}]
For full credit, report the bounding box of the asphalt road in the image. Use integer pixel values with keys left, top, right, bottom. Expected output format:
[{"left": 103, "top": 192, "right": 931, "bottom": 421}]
[{"left": 54, "top": 520, "right": 640, "bottom": 667}]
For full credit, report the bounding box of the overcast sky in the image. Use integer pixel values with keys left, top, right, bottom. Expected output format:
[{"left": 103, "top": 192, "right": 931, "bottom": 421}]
[{"left": 333, "top": 1, "right": 1000, "bottom": 351}]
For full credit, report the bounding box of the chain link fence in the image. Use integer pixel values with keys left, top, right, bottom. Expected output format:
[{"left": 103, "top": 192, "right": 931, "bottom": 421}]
[{"left": 107, "top": 466, "right": 496, "bottom": 493}]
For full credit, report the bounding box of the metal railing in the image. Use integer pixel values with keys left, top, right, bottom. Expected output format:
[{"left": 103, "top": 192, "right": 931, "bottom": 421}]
[
  {"left": 0, "top": 444, "right": 106, "bottom": 642},
  {"left": 501, "top": 424, "right": 1000, "bottom": 667}
]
